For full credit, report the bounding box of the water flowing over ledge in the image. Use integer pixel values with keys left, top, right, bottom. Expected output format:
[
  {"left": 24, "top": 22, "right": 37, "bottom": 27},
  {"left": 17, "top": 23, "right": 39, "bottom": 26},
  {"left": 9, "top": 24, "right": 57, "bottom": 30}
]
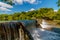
[
  {"left": 0, "top": 20, "right": 60, "bottom": 40},
  {"left": 0, "top": 20, "right": 36, "bottom": 40}
]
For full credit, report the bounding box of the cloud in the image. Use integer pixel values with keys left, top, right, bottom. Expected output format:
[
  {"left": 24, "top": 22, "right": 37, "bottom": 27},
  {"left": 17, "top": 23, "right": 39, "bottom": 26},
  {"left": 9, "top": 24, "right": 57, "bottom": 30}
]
[
  {"left": 13, "top": 0, "right": 41, "bottom": 4},
  {"left": 13, "top": 0, "right": 23, "bottom": 4},
  {"left": 0, "top": 2, "right": 13, "bottom": 8},
  {"left": 54, "top": 10, "right": 58, "bottom": 12},
  {"left": 29, "top": 8, "right": 35, "bottom": 11},
  {"left": 34, "top": 1, "right": 42, "bottom": 4},
  {"left": 0, "top": 7, "right": 11, "bottom": 11},
  {"left": 26, "top": 8, "right": 35, "bottom": 12},
  {"left": 0, "top": 2, "right": 13, "bottom": 11},
  {"left": 24, "top": 0, "right": 36, "bottom": 4}
]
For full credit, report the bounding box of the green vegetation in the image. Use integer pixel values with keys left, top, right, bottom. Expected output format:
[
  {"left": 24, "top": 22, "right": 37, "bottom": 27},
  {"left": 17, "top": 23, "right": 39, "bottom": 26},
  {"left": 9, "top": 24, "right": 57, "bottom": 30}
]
[
  {"left": 0, "top": 8, "right": 60, "bottom": 21},
  {"left": 0, "top": 8, "right": 60, "bottom": 25},
  {"left": 57, "top": 0, "right": 60, "bottom": 7}
]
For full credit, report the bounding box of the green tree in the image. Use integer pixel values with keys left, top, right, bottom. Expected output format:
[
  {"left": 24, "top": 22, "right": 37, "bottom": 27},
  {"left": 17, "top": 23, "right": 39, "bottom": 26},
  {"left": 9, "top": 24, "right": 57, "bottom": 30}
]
[
  {"left": 0, "top": 14, "right": 8, "bottom": 21},
  {"left": 1, "top": 0, "right": 14, "bottom": 5},
  {"left": 55, "top": 9, "right": 60, "bottom": 20},
  {"left": 8, "top": 15, "right": 13, "bottom": 21},
  {"left": 57, "top": 0, "right": 60, "bottom": 7}
]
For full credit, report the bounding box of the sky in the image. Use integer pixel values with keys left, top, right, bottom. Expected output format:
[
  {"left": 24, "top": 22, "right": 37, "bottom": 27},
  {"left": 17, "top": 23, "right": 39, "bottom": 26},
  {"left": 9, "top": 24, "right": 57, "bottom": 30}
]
[{"left": 0, "top": 0, "right": 59, "bottom": 14}]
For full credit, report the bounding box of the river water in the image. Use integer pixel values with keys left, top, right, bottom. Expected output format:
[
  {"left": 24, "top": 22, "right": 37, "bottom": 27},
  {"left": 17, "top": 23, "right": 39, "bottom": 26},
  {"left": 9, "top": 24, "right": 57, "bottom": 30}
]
[
  {"left": 0, "top": 20, "right": 60, "bottom": 40},
  {"left": 18, "top": 20, "right": 60, "bottom": 40},
  {"left": 21, "top": 20, "right": 60, "bottom": 40},
  {"left": 31, "top": 28, "right": 60, "bottom": 40}
]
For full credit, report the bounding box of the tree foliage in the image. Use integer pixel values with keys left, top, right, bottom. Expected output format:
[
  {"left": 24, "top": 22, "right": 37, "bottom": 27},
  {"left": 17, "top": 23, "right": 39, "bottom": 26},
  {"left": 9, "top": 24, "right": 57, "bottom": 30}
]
[
  {"left": 1, "top": 0, "right": 14, "bottom": 5},
  {"left": 57, "top": 0, "right": 60, "bottom": 7},
  {"left": 0, "top": 8, "right": 60, "bottom": 21}
]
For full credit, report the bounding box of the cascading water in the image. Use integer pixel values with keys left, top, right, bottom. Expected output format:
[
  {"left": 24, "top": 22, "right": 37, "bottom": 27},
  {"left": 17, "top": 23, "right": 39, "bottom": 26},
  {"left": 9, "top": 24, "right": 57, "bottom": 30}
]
[
  {"left": 0, "top": 20, "right": 36, "bottom": 40},
  {"left": 0, "top": 20, "right": 60, "bottom": 40},
  {"left": 29, "top": 19, "right": 60, "bottom": 40},
  {"left": 31, "top": 28, "right": 60, "bottom": 40},
  {"left": 40, "top": 19, "right": 54, "bottom": 28}
]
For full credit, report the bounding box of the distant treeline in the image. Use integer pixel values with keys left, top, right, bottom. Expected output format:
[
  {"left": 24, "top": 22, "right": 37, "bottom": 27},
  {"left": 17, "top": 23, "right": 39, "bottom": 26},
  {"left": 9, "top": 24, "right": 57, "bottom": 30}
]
[{"left": 0, "top": 8, "right": 60, "bottom": 21}]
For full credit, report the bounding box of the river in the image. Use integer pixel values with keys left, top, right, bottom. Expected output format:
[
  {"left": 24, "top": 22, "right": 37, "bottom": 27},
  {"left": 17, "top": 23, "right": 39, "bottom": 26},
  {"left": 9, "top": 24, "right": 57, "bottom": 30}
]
[
  {"left": 22, "top": 20, "right": 60, "bottom": 40},
  {"left": 0, "top": 20, "right": 60, "bottom": 40}
]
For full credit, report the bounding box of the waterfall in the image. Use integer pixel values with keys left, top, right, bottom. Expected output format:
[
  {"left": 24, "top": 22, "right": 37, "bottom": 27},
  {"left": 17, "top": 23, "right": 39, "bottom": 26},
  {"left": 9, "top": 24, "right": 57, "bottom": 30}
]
[
  {"left": 0, "top": 22, "right": 23, "bottom": 40},
  {"left": 31, "top": 28, "right": 60, "bottom": 40},
  {"left": 0, "top": 20, "right": 34, "bottom": 40},
  {"left": 40, "top": 19, "right": 51, "bottom": 28},
  {"left": 0, "top": 20, "right": 60, "bottom": 40}
]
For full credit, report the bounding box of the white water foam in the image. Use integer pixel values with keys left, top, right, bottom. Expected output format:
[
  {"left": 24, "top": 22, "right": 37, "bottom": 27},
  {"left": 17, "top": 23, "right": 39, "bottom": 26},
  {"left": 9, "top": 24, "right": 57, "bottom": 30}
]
[
  {"left": 31, "top": 28, "right": 60, "bottom": 40},
  {"left": 40, "top": 19, "right": 54, "bottom": 28}
]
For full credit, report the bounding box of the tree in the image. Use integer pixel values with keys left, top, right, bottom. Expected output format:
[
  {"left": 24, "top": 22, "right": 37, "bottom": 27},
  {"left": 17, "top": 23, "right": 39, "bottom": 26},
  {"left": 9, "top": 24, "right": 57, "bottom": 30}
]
[
  {"left": 12, "top": 12, "right": 21, "bottom": 20},
  {"left": 0, "top": 8, "right": 59, "bottom": 20},
  {"left": 1, "top": 0, "right": 14, "bottom": 5},
  {"left": 0, "top": 14, "right": 8, "bottom": 21},
  {"left": 55, "top": 9, "right": 60, "bottom": 20},
  {"left": 8, "top": 15, "right": 13, "bottom": 21},
  {"left": 57, "top": 0, "right": 60, "bottom": 7},
  {"left": 44, "top": 10, "right": 55, "bottom": 19},
  {"left": 37, "top": 8, "right": 54, "bottom": 18}
]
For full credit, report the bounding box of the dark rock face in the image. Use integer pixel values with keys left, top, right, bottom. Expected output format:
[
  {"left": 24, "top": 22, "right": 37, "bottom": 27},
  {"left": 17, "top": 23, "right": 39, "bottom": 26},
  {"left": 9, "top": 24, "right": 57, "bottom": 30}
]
[{"left": 0, "top": 22, "right": 33, "bottom": 40}]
